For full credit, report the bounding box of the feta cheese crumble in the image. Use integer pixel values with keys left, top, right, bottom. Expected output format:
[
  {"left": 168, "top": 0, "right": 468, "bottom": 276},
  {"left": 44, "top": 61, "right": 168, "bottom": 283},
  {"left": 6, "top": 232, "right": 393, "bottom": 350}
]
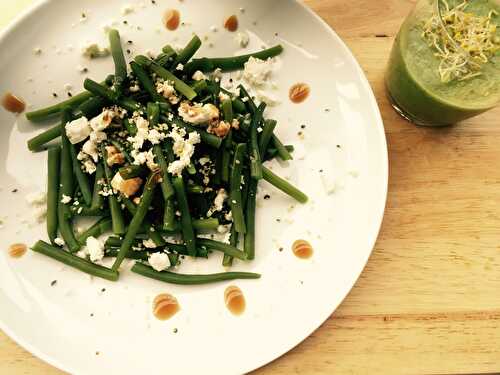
[
  {"left": 148, "top": 252, "right": 170, "bottom": 272},
  {"left": 86, "top": 236, "right": 104, "bottom": 262},
  {"left": 81, "top": 42, "right": 110, "bottom": 59},
  {"left": 192, "top": 70, "right": 207, "bottom": 81},
  {"left": 142, "top": 239, "right": 157, "bottom": 249},
  {"left": 178, "top": 102, "right": 219, "bottom": 125},
  {"left": 54, "top": 238, "right": 65, "bottom": 247},
  {"left": 65, "top": 117, "right": 91, "bottom": 144},
  {"left": 61, "top": 195, "right": 72, "bottom": 204},
  {"left": 167, "top": 126, "right": 201, "bottom": 176}
]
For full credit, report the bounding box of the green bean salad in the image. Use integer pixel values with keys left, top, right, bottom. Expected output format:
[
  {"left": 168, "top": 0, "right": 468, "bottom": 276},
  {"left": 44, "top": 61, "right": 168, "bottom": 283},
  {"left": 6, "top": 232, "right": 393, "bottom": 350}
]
[{"left": 26, "top": 30, "right": 308, "bottom": 284}]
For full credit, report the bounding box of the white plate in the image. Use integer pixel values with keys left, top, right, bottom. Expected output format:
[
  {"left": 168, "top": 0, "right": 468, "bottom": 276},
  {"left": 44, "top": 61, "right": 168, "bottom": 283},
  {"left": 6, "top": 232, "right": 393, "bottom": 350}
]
[{"left": 0, "top": 1, "right": 388, "bottom": 374}]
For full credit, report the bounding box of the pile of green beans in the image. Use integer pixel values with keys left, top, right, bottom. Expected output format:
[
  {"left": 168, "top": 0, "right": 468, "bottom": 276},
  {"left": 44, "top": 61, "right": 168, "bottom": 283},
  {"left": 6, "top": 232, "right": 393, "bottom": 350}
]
[{"left": 24, "top": 30, "right": 308, "bottom": 285}]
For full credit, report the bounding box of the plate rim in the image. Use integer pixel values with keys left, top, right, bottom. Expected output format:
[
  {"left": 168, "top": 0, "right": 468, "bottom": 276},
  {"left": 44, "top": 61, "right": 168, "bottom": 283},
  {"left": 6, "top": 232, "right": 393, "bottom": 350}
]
[{"left": 0, "top": 0, "right": 389, "bottom": 374}]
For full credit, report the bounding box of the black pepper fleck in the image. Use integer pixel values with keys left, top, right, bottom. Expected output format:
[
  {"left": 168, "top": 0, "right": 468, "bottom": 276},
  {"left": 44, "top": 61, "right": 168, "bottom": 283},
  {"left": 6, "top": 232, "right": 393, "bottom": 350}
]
[
  {"left": 67, "top": 92, "right": 73, "bottom": 97},
  {"left": 50, "top": 280, "right": 57, "bottom": 286},
  {"left": 90, "top": 313, "right": 94, "bottom": 317},
  {"left": 336, "top": 144, "right": 341, "bottom": 149},
  {"left": 301, "top": 124, "right": 306, "bottom": 129},
  {"left": 81, "top": 12, "right": 86, "bottom": 18},
  {"left": 173, "top": 328, "right": 178, "bottom": 333},
  {"left": 127, "top": 40, "right": 133, "bottom": 44},
  {"left": 83, "top": 67, "right": 88, "bottom": 73},
  {"left": 126, "top": 49, "right": 131, "bottom": 54},
  {"left": 264, "top": 194, "right": 271, "bottom": 200},
  {"left": 274, "top": 32, "right": 278, "bottom": 36},
  {"left": 95, "top": 351, "right": 100, "bottom": 356},
  {"left": 276, "top": 218, "right": 281, "bottom": 222},
  {"left": 52, "top": 92, "right": 58, "bottom": 98},
  {"left": 279, "top": 247, "right": 283, "bottom": 252},
  {"left": 325, "top": 108, "right": 331, "bottom": 112},
  {"left": 151, "top": 0, "right": 156, "bottom": 3},
  {"left": 298, "top": 131, "right": 303, "bottom": 136},
  {"left": 11, "top": 189, "right": 18, "bottom": 193},
  {"left": 101, "top": 288, "right": 106, "bottom": 292},
  {"left": 123, "top": 20, "right": 128, "bottom": 24},
  {"left": 319, "top": 169, "right": 324, "bottom": 173}
]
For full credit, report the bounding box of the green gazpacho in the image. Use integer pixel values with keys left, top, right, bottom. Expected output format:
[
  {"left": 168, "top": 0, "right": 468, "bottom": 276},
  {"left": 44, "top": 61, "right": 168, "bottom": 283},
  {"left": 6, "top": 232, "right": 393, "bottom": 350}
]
[{"left": 386, "top": 0, "right": 500, "bottom": 126}]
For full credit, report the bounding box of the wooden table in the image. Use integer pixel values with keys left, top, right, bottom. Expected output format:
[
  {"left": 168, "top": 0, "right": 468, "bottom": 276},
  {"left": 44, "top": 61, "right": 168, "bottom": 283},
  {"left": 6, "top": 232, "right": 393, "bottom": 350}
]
[{"left": 2, "top": 1, "right": 500, "bottom": 374}]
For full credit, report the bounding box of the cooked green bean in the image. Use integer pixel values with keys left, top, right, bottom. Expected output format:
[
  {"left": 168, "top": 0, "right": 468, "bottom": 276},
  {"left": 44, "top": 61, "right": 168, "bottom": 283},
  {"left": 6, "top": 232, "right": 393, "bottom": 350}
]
[
  {"left": 221, "top": 98, "right": 233, "bottom": 122},
  {"left": 159, "top": 116, "right": 222, "bottom": 149},
  {"left": 26, "top": 91, "right": 93, "bottom": 122},
  {"left": 221, "top": 131, "right": 233, "bottom": 183},
  {"left": 173, "top": 35, "right": 202, "bottom": 66},
  {"left": 75, "top": 96, "right": 108, "bottom": 119},
  {"left": 192, "top": 79, "right": 208, "bottom": 94},
  {"left": 131, "top": 62, "right": 165, "bottom": 103},
  {"left": 222, "top": 226, "right": 238, "bottom": 267},
  {"left": 84, "top": 78, "right": 145, "bottom": 113},
  {"left": 57, "top": 191, "right": 80, "bottom": 253},
  {"left": 163, "top": 199, "right": 176, "bottom": 232},
  {"left": 76, "top": 217, "right": 112, "bottom": 245},
  {"left": 32, "top": 240, "right": 118, "bottom": 281},
  {"left": 101, "top": 145, "right": 126, "bottom": 235},
  {"left": 186, "top": 184, "right": 204, "bottom": 194},
  {"left": 112, "top": 173, "right": 159, "bottom": 271},
  {"left": 193, "top": 218, "right": 219, "bottom": 231},
  {"left": 249, "top": 103, "right": 266, "bottom": 180},
  {"left": 132, "top": 263, "right": 260, "bottom": 285},
  {"left": 262, "top": 166, "right": 308, "bottom": 203},
  {"left": 259, "top": 119, "right": 277, "bottom": 155},
  {"left": 90, "top": 162, "right": 105, "bottom": 211},
  {"left": 172, "top": 176, "right": 197, "bottom": 256},
  {"left": 27, "top": 124, "right": 61, "bottom": 151},
  {"left": 197, "top": 238, "right": 247, "bottom": 260},
  {"left": 109, "top": 29, "right": 128, "bottom": 91},
  {"left": 69, "top": 143, "right": 92, "bottom": 206},
  {"left": 244, "top": 179, "right": 258, "bottom": 260},
  {"left": 185, "top": 45, "right": 284, "bottom": 73},
  {"left": 60, "top": 109, "right": 75, "bottom": 219},
  {"left": 109, "top": 139, "right": 133, "bottom": 164},
  {"left": 272, "top": 135, "right": 293, "bottom": 161},
  {"left": 47, "top": 147, "right": 60, "bottom": 244},
  {"left": 229, "top": 143, "right": 247, "bottom": 234}
]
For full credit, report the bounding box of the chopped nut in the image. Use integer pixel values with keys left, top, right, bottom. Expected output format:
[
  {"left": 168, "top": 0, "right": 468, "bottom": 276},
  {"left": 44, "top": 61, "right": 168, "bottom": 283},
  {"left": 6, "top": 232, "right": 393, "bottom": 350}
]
[
  {"left": 111, "top": 173, "right": 143, "bottom": 197},
  {"left": 208, "top": 120, "right": 231, "bottom": 138},
  {"left": 164, "top": 9, "right": 180, "bottom": 31},
  {"left": 133, "top": 197, "right": 141, "bottom": 205},
  {"left": 224, "top": 15, "right": 239, "bottom": 32},
  {"left": 9, "top": 243, "right": 27, "bottom": 258},
  {"left": 105, "top": 145, "right": 125, "bottom": 167}
]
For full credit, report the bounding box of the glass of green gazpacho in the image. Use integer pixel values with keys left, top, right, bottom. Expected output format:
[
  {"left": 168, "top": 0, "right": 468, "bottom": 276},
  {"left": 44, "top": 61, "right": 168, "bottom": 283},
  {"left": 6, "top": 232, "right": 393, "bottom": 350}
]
[{"left": 386, "top": 0, "right": 500, "bottom": 126}]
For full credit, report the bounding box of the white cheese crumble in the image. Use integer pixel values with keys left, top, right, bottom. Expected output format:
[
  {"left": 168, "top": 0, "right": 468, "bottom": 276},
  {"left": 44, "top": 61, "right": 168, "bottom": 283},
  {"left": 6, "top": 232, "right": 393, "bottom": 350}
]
[
  {"left": 26, "top": 191, "right": 47, "bottom": 206},
  {"left": 176, "top": 63, "right": 184, "bottom": 71},
  {"left": 65, "top": 117, "right": 91, "bottom": 144},
  {"left": 145, "top": 149, "right": 158, "bottom": 171},
  {"left": 236, "top": 32, "right": 250, "bottom": 48},
  {"left": 192, "top": 70, "right": 207, "bottom": 81},
  {"left": 54, "top": 238, "right": 65, "bottom": 247},
  {"left": 207, "top": 188, "right": 227, "bottom": 217},
  {"left": 178, "top": 102, "right": 219, "bottom": 125},
  {"left": 243, "top": 57, "right": 274, "bottom": 86},
  {"left": 167, "top": 126, "right": 201, "bottom": 176},
  {"left": 61, "top": 195, "right": 72, "bottom": 204},
  {"left": 142, "top": 239, "right": 157, "bottom": 249},
  {"left": 156, "top": 80, "right": 179, "bottom": 104},
  {"left": 148, "top": 252, "right": 170, "bottom": 272},
  {"left": 86, "top": 236, "right": 104, "bottom": 262},
  {"left": 81, "top": 42, "right": 110, "bottom": 59}
]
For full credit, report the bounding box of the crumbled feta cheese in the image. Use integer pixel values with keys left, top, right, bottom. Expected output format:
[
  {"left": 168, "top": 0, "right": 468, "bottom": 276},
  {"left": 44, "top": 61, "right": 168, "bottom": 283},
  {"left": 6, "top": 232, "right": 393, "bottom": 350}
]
[
  {"left": 167, "top": 127, "right": 201, "bottom": 176},
  {"left": 61, "top": 195, "right": 72, "bottom": 204},
  {"left": 86, "top": 236, "right": 104, "bottom": 262},
  {"left": 207, "top": 188, "right": 227, "bottom": 217},
  {"left": 147, "top": 129, "right": 165, "bottom": 145},
  {"left": 121, "top": 4, "right": 135, "bottom": 15},
  {"left": 146, "top": 50, "right": 156, "bottom": 59},
  {"left": 142, "top": 239, "right": 157, "bottom": 249},
  {"left": 54, "top": 238, "right": 65, "bottom": 247},
  {"left": 129, "top": 83, "right": 140, "bottom": 92},
  {"left": 178, "top": 102, "right": 219, "bottom": 125},
  {"left": 198, "top": 157, "right": 210, "bottom": 166},
  {"left": 236, "top": 32, "right": 250, "bottom": 48},
  {"left": 26, "top": 191, "right": 46, "bottom": 206},
  {"left": 156, "top": 80, "right": 179, "bottom": 104},
  {"left": 90, "top": 109, "right": 114, "bottom": 131},
  {"left": 65, "top": 117, "right": 91, "bottom": 144},
  {"left": 176, "top": 63, "right": 184, "bottom": 71},
  {"left": 217, "top": 224, "right": 230, "bottom": 234},
  {"left": 225, "top": 211, "right": 233, "bottom": 221},
  {"left": 81, "top": 42, "right": 110, "bottom": 59},
  {"left": 82, "top": 158, "right": 97, "bottom": 174},
  {"left": 145, "top": 149, "right": 158, "bottom": 171},
  {"left": 128, "top": 112, "right": 150, "bottom": 152},
  {"left": 148, "top": 252, "right": 170, "bottom": 272},
  {"left": 192, "top": 70, "right": 207, "bottom": 81},
  {"left": 243, "top": 57, "right": 274, "bottom": 86},
  {"left": 131, "top": 150, "right": 147, "bottom": 165}
]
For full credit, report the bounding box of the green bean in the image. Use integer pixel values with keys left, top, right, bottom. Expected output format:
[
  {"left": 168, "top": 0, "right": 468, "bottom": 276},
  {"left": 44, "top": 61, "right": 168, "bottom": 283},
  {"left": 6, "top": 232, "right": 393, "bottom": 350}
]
[
  {"left": 163, "top": 199, "right": 176, "bottom": 232},
  {"left": 185, "top": 45, "right": 284, "bottom": 73},
  {"left": 90, "top": 162, "right": 105, "bottom": 211},
  {"left": 84, "top": 79, "right": 145, "bottom": 113},
  {"left": 162, "top": 45, "right": 177, "bottom": 57},
  {"left": 69, "top": 143, "right": 92, "bottom": 206},
  {"left": 259, "top": 119, "right": 277, "bottom": 155},
  {"left": 123, "top": 118, "right": 137, "bottom": 136},
  {"left": 32, "top": 240, "right": 119, "bottom": 281},
  {"left": 221, "top": 131, "right": 233, "bottom": 183},
  {"left": 187, "top": 184, "right": 204, "bottom": 194},
  {"left": 232, "top": 97, "right": 247, "bottom": 114},
  {"left": 112, "top": 173, "right": 159, "bottom": 271},
  {"left": 74, "top": 96, "right": 108, "bottom": 119},
  {"left": 109, "top": 29, "right": 128, "bottom": 91},
  {"left": 26, "top": 91, "right": 93, "bottom": 122},
  {"left": 264, "top": 145, "right": 294, "bottom": 162},
  {"left": 272, "top": 135, "right": 293, "bottom": 161},
  {"left": 222, "top": 226, "right": 238, "bottom": 267},
  {"left": 221, "top": 98, "right": 233, "bottom": 122},
  {"left": 244, "top": 179, "right": 258, "bottom": 260},
  {"left": 197, "top": 238, "right": 247, "bottom": 260},
  {"left": 60, "top": 109, "right": 74, "bottom": 219},
  {"left": 130, "top": 62, "right": 165, "bottom": 103},
  {"left": 172, "top": 176, "right": 197, "bottom": 256},
  {"left": 173, "top": 35, "right": 202, "bottom": 66},
  {"left": 105, "top": 248, "right": 149, "bottom": 261},
  {"left": 76, "top": 217, "right": 112, "bottom": 245},
  {"left": 109, "top": 139, "right": 133, "bottom": 164},
  {"left": 229, "top": 143, "right": 247, "bottom": 234},
  {"left": 192, "top": 79, "right": 208, "bottom": 94},
  {"left": 186, "top": 163, "right": 196, "bottom": 175},
  {"left": 57, "top": 191, "right": 80, "bottom": 253},
  {"left": 262, "top": 166, "right": 308, "bottom": 203},
  {"left": 132, "top": 263, "right": 260, "bottom": 285},
  {"left": 193, "top": 218, "right": 219, "bottom": 231},
  {"left": 101, "top": 145, "right": 126, "bottom": 235},
  {"left": 149, "top": 62, "right": 197, "bottom": 100},
  {"left": 27, "top": 124, "right": 61, "bottom": 151},
  {"left": 249, "top": 103, "right": 266, "bottom": 180},
  {"left": 47, "top": 147, "right": 60, "bottom": 244}
]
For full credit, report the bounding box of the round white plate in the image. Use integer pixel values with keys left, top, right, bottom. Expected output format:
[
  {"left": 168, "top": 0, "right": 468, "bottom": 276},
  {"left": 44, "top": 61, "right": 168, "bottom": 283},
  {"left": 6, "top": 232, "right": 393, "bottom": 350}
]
[{"left": 0, "top": 0, "right": 387, "bottom": 374}]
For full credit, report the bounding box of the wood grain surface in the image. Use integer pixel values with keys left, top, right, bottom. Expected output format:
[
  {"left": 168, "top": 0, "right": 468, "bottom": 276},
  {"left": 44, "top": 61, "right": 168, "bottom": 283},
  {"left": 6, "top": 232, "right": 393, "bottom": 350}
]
[{"left": 2, "top": 1, "right": 500, "bottom": 374}]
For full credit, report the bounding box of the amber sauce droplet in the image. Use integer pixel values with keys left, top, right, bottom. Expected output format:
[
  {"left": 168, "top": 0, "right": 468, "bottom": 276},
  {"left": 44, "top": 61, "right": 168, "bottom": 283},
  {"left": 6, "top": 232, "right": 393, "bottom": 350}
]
[
  {"left": 2, "top": 93, "right": 26, "bottom": 113},
  {"left": 289, "top": 83, "right": 310, "bottom": 104},
  {"left": 224, "top": 15, "right": 239, "bottom": 32},
  {"left": 224, "top": 285, "right": 245, "bottom": 316},
  {"left": 8, "top": 243, "right": 27, "bottom": 258},
  {"left": 292, "top": 239, "right": 313, "bottom": 259},
  {"left": 163, "top": 9, "right": 180, "bottom": 31},
  {"left": 153, "top": 293, "right": 180, "bottom": 320}
]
